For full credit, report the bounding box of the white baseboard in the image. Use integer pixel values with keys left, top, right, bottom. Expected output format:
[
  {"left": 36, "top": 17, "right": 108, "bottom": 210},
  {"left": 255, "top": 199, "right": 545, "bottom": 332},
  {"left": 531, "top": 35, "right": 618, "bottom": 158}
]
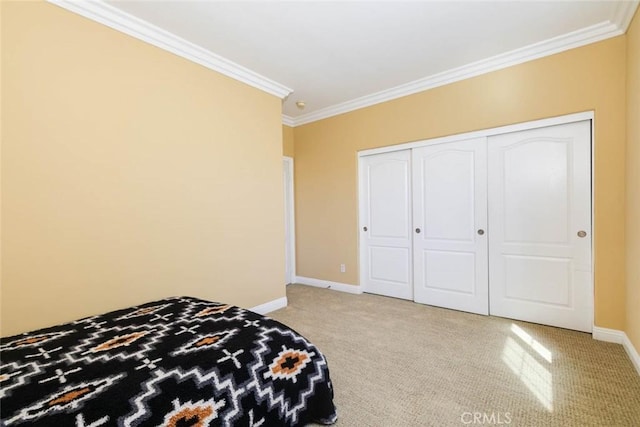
[
  {"left": 249, "top": 296, "right": 287, "bottom": 315},
  {"left": 593, "top": 326, "right": 640, "bottom": 375},
  {"left": 592, "top": 326, "right": 624, "bottom": 343},
  {"left": 295, "top": 276, "right": 362, "bottom": 294},
  {"left": 622, "top": 333, "right": 640, "bottom": 376}
]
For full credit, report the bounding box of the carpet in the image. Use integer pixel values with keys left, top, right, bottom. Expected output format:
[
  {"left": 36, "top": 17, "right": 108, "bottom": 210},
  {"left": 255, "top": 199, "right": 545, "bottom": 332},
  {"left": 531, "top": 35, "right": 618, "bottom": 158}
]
[{"left": 269, "top": 284, "right": 640, "bottom": 427}]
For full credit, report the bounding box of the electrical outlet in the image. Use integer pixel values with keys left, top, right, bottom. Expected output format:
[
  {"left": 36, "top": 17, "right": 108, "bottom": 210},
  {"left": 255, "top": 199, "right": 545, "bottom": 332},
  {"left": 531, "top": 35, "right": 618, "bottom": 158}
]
[{"left": 340, "top": 264, "right": 346, "bottom": 273}]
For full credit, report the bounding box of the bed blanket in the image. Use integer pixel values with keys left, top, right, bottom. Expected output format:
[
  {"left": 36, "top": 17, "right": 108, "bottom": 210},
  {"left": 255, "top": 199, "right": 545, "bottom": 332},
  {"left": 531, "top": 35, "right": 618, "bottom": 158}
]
[{"left": 0, "top": 296, "right": 337, "bottom": 426}]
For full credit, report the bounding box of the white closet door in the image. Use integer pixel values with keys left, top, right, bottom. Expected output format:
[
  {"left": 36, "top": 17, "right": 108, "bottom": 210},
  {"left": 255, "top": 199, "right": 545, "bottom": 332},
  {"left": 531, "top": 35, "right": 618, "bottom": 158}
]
[
  {"left": 360, "top": 150, "right": 413, "bottom": 300},
  {"left": 412, "top": 138, "right": 489, "bottom": 315},
  {"left": 488, "top": 121, "right": 592, "bottom": 332}
]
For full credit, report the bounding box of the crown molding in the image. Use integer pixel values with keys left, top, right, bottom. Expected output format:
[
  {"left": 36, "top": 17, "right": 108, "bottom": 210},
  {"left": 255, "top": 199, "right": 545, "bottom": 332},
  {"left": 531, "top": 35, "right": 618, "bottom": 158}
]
[
  {"left": 281, "top": 115, "right": 295, "bottom": 127},
  {"left": 47, "top": 0, "right": 293, "bottom": 100},
  {"left": 289, "top": 18, "right": 629, "bottom": 127},
  {"left": 44, "top": 0, "right": 636, "bottom": 126},
  {"left": 613, "top": 0, "right": 639, "bottom": 31}
]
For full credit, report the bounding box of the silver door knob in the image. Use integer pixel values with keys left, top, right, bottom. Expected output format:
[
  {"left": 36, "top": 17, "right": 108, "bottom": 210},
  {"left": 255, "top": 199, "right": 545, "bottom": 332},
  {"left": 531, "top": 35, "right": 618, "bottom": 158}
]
[
  {"left": 477, "top": 229, "right": 485, "bottom": 235},
  {"left": 415, "top": 228, "right": 421, "bottom": 234},
  {"left": 577, "top": 230, "right": 587, "bottom": 238},
  {"left": 363, "top": 226, "right": 368, "bottom": 232}
]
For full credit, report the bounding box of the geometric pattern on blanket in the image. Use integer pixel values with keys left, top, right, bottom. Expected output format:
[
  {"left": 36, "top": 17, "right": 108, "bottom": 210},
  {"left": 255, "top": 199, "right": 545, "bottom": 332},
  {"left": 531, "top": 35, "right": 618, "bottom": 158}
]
[{"left": 0, "top": 296, "right": 337, "bottom": 426}]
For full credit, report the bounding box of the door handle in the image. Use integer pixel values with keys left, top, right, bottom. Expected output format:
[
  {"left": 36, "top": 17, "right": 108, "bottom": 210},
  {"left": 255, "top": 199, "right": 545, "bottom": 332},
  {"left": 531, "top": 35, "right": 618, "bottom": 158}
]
[
  {"left": 415, "top": 228, "right": 421, "bottom": 234},
  {"left": 577, "top": 230, "right": 587, "bottom": 238},
  {"left": 477, "top": 229, "right": 485, "bottom": 235},
  {"left": 363, "top": 226, "right": 368, "bottom": 232}
]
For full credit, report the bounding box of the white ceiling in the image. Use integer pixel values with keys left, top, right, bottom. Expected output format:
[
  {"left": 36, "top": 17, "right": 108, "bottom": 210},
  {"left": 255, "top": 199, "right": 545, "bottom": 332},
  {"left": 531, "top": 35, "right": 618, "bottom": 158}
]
[{"left": 94, "top": 1, "right": 637, "bottom": 124}]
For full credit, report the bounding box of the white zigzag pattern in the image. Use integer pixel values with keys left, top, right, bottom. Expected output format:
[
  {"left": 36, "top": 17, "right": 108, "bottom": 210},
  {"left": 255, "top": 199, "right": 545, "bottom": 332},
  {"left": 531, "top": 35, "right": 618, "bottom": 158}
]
[
  {"left": 75, "top": 413, "right": 109, "bottom": 427},
  {"left": 116, "top": 303, "right": 172, "bottom": 320},
  {"left": 0, "top": 361, "right": 50, "bottom": 399},
  {"left": 4, "top": 374, "right": 124, "bottom": 425},
  {"left": 63, "top": 322, "right": 172, "bottom": 364},
  {"left": 0, "top": 330, "right": 73, "bottom": 351},
  {"left": 122, "top": 366, "right": 245, "bottom": 426},
  {"left": 246, "top": 326, "right": 328, "bottom": 424},
  {"left": 170, "top": 328, "right": 239, "bottom": 357},
  {"left": 175, "top": 300, "right": 248, "bottom": 325}
]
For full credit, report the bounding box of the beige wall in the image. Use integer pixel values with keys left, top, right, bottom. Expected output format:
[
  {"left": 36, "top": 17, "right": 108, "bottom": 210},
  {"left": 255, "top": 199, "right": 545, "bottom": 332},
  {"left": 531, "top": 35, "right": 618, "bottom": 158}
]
[
  {"left": 294, "top": 36, "right": 627, "bottom": 330},
  {"left": 1, "top": 2, "right": 285, "bottom": 336},
  {"left": 626, "top": 10, "right": 640, "bottom": 354},
  {"left": 0, "top": 1, "right": 3, "bottom": 316},
  {"left": 283, "top": 125, "right": 295, "bottom": 157}
]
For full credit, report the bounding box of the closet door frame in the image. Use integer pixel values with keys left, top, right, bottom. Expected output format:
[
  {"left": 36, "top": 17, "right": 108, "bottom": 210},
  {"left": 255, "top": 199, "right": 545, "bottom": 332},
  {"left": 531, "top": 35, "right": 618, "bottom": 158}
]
[
  {"left": 357, "top": 111, "right": 594, "bottom": 329},
  {"left": 283, "top": 156, "right": 296, "bottom": 285}
]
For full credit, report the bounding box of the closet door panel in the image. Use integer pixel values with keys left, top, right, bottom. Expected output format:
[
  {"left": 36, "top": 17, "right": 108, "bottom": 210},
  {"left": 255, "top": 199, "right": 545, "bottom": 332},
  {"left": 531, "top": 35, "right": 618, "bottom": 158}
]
[
  {"left": 488, "top": 120, "right": 592, "bottom": 332},
  {"left": 412, "top": 138, "right": 488, "bottom": 315},
  {"left": 360, "top": 150, "right": 413, "bottom": 300}
]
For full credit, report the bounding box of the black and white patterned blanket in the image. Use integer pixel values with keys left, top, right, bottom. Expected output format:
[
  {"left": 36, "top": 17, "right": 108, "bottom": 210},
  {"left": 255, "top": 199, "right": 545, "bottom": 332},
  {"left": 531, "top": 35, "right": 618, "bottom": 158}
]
[{"left": 0, "top": 297, "right": 337, "bottom": 426}]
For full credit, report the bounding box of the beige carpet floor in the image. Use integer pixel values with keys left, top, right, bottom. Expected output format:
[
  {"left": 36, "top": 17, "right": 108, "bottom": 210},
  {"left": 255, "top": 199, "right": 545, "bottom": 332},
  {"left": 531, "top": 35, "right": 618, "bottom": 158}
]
[{"left": 269, "top": 284, "right": 640, "bottom": 427}]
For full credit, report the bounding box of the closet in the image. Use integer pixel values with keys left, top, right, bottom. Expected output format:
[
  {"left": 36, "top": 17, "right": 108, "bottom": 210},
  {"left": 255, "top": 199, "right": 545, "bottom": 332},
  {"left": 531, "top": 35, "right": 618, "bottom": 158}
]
[{"left": 359, "top": 118, "right": 592, "bottom": 332}]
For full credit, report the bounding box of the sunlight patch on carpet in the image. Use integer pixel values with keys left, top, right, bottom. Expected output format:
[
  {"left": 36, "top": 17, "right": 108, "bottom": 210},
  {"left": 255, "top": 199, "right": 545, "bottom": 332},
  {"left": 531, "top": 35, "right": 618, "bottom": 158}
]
[
  {"left": 502, "top": 324, "right": 553, "bottom": 412},
  {"left": 510, "top": 324, "right": 553, "bottom": 363}
]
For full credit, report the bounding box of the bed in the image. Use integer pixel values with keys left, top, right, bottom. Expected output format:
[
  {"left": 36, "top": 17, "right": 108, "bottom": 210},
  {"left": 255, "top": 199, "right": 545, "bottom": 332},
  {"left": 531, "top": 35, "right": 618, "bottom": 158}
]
[{"left": 0, "top": 296, "right": 337, "bottom": 426}]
